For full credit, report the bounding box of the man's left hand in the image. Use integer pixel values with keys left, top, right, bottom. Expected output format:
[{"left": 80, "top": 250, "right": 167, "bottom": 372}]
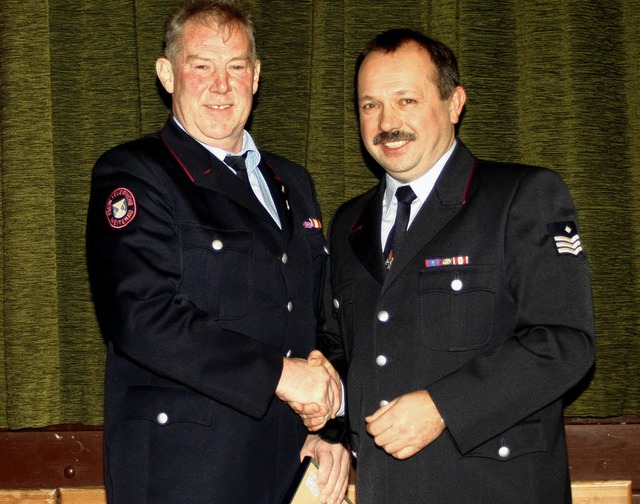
[
  {"left": 365, "top": 389, "right": 445, "bottom": 460},
  {"left": 300, "top": 434, "right": 350, "bottom": 504}
]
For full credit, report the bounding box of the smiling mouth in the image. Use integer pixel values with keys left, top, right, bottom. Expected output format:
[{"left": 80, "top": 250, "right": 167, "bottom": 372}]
[
  {"left": 384, "top": 140, "right": 409, "bottom": 149},
  {"left": 206, "top": 104, "right": 232, "bottom": 110}
]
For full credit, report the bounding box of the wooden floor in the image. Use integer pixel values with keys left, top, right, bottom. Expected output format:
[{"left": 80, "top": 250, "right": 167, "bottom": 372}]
[{"left": 0, "top": 481, "right": 634, "bottom": 504}]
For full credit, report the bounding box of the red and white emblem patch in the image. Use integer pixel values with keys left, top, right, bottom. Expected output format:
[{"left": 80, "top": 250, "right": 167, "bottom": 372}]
[{"left": 105, "top": 187, "right": 137, "bottom": 229}]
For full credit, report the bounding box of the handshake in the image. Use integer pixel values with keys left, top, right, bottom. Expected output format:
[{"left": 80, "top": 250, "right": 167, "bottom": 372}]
[{"left": 275, "top": 350, "right": 342, "bottom": 431}]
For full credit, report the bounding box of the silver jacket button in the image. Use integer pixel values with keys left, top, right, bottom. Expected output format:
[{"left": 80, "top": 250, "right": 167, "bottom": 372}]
[
  {"left": 157, "top": 412, "right": 169, "bottom": 425},
  {"left": 498, "top": 446, "right": 510, "bottom": 458},
  {"left": 375, "top": 355, "right": 388, "bottom": 366},
  {"left": 377, "top": 310, "right": 390, "bottom": 322},
  {"left": 451, "top": 278, "right": 463, "bottom": 291},
  {"left": 333, "top": 298, "right": 340, "bottom": 309},
  {"left": 211, "top": 239, "right": 223, "bottom": 251}
]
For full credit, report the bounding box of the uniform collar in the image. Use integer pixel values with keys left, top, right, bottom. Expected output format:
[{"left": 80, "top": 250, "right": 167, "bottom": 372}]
[
  {"left": 171, "top": 116, "right": 261, "bottom": 173},
  {"left": 382, "top": 139, "right": 457, "bottom": 218}
]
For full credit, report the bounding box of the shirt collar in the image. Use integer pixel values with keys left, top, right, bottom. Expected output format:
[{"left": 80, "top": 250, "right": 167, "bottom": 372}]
[
  {"left": 383, "top": 139, "right": 458, "bottom": 214},
  {"left": 171, "top": 116, "right": 261, "bottom": 172}
]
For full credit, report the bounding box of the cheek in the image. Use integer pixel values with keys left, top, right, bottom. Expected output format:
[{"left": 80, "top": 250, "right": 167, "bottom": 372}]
[
  {"left": 234, "top": 76, "right": 257, "bottom": 97},
  {"left": 404, "top": 115, "right": 431, "bottom": 138},
  {"left": 359, "top": 116, "right": 378, "bottom": 140},
  {"left": 182, "top": 73, "right": 210, "bottom": 96}
]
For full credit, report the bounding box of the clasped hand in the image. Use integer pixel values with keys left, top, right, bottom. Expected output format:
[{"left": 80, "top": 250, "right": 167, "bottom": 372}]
[
  {"left": 276, "top": 350, "right": 342, "bottom": 431},
  {"left": 365, "top": 389, "right": 446, "bottom": 459}
]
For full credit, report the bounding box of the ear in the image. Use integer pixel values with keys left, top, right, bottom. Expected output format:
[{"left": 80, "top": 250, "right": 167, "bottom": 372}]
[
  {"left": 449, "top": 86, "right": 466, "bottom": 124},
  {"left": 252, "top": 59, "right": 261, "bottom": 95},
  {"left": 156, "top": 57, "right": 174, "bottom": 94}
]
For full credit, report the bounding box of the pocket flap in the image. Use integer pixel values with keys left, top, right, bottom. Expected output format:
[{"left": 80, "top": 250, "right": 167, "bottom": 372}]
[
  {"left": 180, "top": 223, "right": 252, "bottom": 253},
  {"left": 465, "top": 419, "right": 546, "bottom": 461},
  {"left": 419, "top": 265, "right": 498, "bottom": 295},
  {"left": 123, "top": 386, "right": 213, "bottom": 426}
]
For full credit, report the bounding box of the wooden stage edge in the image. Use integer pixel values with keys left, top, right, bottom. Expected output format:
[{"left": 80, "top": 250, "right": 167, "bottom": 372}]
[
  {"left": 0, "top": 417, "right": 638, "bottom": 500},
  {"left": 564, "top": 415, "right": 639, "bottom": 501}
]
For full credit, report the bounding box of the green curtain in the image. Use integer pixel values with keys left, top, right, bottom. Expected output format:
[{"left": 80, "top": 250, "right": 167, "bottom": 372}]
[{"left": 1, "top": 0, "right": 638, "bottom": 430}]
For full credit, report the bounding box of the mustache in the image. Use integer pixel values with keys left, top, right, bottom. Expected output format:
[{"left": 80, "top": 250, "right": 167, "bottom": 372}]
[{"left": 373, "top": 130, "right": 416, "bottom": 145}]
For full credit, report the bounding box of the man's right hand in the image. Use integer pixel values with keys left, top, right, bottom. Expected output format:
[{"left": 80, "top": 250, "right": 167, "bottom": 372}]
[{"left": 276, "top": 351, "right": 341, "bottom": 431}]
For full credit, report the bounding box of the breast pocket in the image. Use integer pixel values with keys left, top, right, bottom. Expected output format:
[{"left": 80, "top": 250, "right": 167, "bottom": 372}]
[
  {"left": 180, "top": 224, "right": 252, "bottom": 319},
  {"left": 418, "top": 265, "right": 497, "bottom": 351}
]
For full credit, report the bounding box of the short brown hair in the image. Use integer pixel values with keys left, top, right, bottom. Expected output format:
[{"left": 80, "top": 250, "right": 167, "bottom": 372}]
[{"left": 356, "top": 29, "right": 460, "bottom": 100}]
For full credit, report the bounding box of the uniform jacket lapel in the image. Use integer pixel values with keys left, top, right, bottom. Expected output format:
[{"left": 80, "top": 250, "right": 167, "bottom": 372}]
[
  {"left": 348, "top": 142, "right": 477, "bottom": 287},
  {"left": 259, "top": 160, "right": 293, "bottom": 240},
  {"left": 348, "top": 184, "right": 387, "bottom": 284},
  {"left": 382, "top": 142, "right": 477, "bottom": 290},
  {"left": 159, "top": 119, "right": 280, "bottom": 229}
]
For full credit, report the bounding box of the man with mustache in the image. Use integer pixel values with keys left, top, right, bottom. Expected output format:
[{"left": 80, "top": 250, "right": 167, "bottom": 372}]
[{"left": 320, "top": 29, "right": 595, "bottom": 503}]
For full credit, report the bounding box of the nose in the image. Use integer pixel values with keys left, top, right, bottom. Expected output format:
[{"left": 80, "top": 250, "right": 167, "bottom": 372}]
[
  {"left": 379, "top": 105, "right": 402, "bottom": 132},
  {"left": 209, "top": 70, "right": 230, "bottom": 93}
]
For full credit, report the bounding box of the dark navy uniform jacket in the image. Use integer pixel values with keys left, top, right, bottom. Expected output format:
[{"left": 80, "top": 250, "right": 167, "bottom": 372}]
[
  {"left": 86, "top": 118, "right": 327, "bottom": 504},
  {"left": 322, "top": 142, "right": 595, "bottom": 504}
]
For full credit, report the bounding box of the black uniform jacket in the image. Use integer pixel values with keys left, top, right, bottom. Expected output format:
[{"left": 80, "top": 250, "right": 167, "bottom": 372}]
[
  {"left": 86, "top": 118, "right": 328, "bottom": 504},
  {"left": 322, "top": 142, "right": 595, "bottom": 504}
]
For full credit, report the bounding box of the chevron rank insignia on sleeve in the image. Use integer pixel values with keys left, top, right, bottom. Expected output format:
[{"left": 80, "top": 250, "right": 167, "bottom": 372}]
[{"left": 547, "top": 221, "right": 583, "bottom": 256}]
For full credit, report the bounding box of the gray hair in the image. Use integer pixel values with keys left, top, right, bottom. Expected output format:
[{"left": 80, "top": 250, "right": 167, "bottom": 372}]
[{"left": 163, "top": 0, "right": 257, "bottom": 64}]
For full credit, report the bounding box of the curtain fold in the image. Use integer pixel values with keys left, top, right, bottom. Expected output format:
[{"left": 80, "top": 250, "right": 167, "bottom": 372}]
[
  {"left": 1, "top": 0, "right": 62, "bottom": 427},
  {"left": 1, "top": 0, "right": 638, "bottom": 429}
]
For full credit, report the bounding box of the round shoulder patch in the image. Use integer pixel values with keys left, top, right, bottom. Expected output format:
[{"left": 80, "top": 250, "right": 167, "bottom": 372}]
[{"left": 105, "top": 187, "right": 137, "bottom": 229}]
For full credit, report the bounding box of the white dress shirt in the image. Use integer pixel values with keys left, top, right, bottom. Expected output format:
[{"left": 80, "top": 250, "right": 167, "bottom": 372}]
[{"left": 380, "top": 140, "right": 457, "bottom": 250}]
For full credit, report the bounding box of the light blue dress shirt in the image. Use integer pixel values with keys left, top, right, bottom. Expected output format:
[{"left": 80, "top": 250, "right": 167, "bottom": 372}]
[{"left": 172, "top": 117, "right": 282, "bottom": 229}]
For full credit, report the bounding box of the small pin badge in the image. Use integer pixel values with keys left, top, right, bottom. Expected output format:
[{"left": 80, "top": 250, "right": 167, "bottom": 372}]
[{"left": 385, "top": 251, "right": 395, "bottom": 270}]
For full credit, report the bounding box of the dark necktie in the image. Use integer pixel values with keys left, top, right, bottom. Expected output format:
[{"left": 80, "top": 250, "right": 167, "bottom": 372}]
[
  {"left": 225, "top": 154, "right": 249, "bottom": 184},
  {"left": 384, "top": 185, "right": 417, "bottom": 270}
]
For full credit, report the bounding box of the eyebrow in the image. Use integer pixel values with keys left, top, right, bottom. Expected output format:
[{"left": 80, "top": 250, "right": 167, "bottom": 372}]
[
  {"left": 358, "top": 89, "right": 415, "bottom": 102},
  {"left": 184, "top": 54, "right": 252, "bottom": 63}
]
